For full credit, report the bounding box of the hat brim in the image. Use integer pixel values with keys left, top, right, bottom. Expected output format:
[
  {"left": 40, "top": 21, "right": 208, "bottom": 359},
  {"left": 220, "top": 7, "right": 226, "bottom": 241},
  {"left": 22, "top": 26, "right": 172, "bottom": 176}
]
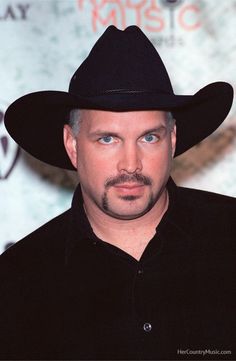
[{"left": 4, "top": 81, "right": 233, "bottom": 170}]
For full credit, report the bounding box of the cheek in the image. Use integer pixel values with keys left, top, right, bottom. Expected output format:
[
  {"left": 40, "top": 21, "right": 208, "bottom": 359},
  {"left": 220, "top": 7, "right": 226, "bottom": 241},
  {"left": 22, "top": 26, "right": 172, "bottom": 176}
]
[
  {"left": 142, "top": 151, "right": 172, "bottom": 188},
  {"left": 145, "top": 148, "right": 171, "bottom": 170},
  {"left": 76, "top": 147, "right": 115, "bottom": 184}
]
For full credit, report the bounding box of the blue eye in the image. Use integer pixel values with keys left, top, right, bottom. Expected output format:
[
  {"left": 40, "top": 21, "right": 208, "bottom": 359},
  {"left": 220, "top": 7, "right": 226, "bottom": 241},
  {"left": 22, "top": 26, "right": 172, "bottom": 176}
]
[
  {"left": 98, "top": 136, "right": 114, "bottom": 144},
  {"left": 142, "top": 134, "right": 159, "bottom": 143}
]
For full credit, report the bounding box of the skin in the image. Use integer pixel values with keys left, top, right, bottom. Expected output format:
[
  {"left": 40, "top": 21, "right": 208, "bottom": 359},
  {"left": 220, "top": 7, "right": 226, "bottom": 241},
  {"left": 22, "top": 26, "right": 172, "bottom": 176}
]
[{"left": 64, "top": 110, "right": 176, "bottom": 260}]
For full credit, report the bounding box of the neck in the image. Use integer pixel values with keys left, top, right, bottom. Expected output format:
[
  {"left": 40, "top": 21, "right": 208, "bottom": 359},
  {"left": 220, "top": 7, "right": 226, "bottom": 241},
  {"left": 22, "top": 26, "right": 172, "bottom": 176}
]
[{"left": 82, "top": 188, "right": 169, "bottom": 261}]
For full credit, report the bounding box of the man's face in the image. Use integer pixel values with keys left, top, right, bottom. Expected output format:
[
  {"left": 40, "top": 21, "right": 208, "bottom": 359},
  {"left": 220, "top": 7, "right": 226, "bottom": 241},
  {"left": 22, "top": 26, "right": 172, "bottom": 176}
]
[{"left": 64, "top": 110, "right": 176, "bottom": 220}]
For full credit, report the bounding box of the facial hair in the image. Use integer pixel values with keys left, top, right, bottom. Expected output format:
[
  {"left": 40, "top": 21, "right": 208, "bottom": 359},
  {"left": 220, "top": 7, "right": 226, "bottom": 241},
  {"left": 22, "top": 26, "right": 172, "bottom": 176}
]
[{"left": 101, "top": 173, "right": 155, "bottom": 219}]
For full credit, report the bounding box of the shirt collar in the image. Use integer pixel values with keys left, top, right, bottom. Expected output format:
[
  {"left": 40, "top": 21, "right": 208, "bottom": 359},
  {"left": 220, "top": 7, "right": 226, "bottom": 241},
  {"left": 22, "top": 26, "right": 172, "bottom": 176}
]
[{"left": 65, "top": 177, "right": 180, "bottom": 265}]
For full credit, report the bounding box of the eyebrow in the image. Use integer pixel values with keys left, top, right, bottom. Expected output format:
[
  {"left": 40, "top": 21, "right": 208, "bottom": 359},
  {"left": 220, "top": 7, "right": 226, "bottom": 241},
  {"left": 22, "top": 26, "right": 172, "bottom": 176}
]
[
  {"left": 89, "top": 125, "right": 167, "bottom": 138},
  {"left": 139, "top": 126, "right": 167, "bottom": 137}
]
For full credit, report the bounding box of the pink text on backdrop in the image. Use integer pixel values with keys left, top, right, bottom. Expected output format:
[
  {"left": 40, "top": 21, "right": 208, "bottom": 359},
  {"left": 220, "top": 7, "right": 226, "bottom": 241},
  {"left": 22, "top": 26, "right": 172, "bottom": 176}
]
[{"left": 77, "top": 0, "right": 201, "bottom": 33}]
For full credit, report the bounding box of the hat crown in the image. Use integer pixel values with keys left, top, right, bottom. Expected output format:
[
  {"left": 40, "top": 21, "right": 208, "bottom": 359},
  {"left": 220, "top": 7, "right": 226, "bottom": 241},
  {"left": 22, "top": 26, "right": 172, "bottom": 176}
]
[{"left": 69, "top": 25, "right": 173, "bottom": 97}]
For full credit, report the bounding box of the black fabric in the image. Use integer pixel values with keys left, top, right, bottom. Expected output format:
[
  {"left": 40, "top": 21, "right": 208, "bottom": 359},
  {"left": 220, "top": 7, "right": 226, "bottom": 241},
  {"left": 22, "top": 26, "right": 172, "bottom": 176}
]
[{"left": 0, "top": 179, "right": 235, "bottom": 360}]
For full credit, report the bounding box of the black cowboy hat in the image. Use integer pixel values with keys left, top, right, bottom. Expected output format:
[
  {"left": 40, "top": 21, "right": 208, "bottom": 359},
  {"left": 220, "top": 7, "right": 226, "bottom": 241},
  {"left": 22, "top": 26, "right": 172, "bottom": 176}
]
[{"left": 4, "top": 25, "right": 233, "bottom": 170}]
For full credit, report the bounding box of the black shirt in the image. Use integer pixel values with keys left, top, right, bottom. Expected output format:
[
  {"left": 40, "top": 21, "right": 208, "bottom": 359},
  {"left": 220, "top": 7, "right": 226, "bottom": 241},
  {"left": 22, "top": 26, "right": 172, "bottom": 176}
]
[{"left": 0, "top": 179, "right": 235, "bottom": 359}]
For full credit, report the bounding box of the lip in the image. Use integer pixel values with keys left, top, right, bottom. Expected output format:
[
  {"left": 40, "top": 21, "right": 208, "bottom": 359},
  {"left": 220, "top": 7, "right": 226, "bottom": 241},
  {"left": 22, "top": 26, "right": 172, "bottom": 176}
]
[
  {"left": 114, "top": 184, "right": 145, "bottom": 189},
  {"left": 113, "top": 184, "right": 145, "bottom": 195}
]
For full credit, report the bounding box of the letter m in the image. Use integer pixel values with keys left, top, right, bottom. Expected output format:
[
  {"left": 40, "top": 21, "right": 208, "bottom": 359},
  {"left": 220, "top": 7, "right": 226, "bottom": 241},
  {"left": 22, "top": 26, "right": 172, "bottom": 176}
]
[{"left": 91, "top": 0, "right": 125, "bottom": 31}]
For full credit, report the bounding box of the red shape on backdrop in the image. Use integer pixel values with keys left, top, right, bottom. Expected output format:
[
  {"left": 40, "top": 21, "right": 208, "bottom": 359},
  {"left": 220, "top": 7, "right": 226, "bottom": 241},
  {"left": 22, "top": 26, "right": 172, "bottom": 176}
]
[{"left": 178, "top": 4, "right": 201, "bottom": 31}]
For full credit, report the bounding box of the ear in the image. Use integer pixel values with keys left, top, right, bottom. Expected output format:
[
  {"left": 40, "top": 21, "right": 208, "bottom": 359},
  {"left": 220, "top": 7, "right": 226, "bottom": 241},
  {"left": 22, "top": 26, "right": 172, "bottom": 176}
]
[
  {"left": 63, "top": 125, "right": 78, "bottom": 169},
  {"left": 171, "top": 124, "right": 177, "bottom": 158}
]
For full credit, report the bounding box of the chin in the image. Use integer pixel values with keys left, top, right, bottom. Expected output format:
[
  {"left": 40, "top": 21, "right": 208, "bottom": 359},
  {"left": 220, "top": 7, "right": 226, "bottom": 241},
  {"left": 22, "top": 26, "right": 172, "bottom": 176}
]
[
  {"left": 101, "top": 190, "right": 157, "bottom": 220},
  {"left": 105, "top": 202, "right": 154, "bottom": 220},
  {"left": 106, "top": 211, "right": 148, "bottom": 221}
]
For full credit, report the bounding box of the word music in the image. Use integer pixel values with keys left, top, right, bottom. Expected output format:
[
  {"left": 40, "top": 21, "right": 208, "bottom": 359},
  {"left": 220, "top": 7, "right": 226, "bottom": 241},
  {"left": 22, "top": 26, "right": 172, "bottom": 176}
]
[{"left": 78, "top": 0, "right": 201, "bottom": 33}]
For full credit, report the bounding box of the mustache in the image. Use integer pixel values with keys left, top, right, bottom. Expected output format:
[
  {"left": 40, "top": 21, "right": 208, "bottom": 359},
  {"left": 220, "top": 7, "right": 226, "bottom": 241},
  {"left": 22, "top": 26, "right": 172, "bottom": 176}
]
[{"left": 105, "top": 173, "right": 152, "bottom": 188}]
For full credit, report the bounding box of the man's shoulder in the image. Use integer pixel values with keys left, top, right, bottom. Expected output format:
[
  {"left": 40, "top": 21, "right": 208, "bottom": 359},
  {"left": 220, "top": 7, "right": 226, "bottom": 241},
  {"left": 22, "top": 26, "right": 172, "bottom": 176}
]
[
  {"left": 0, "top": 209, "right": 71, "bottom": 272},
  {"left": 177, "top": 185, "right": 236, "bottom": 209},
  {"left": 172, "top": 185, "right": 236, "bottom": 247}
]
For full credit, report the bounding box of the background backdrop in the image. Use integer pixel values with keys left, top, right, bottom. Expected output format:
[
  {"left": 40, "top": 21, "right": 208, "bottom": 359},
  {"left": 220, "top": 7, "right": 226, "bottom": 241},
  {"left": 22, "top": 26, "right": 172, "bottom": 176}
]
[{"left": 1, "top": 0, "right": 236, "bottom": 253}]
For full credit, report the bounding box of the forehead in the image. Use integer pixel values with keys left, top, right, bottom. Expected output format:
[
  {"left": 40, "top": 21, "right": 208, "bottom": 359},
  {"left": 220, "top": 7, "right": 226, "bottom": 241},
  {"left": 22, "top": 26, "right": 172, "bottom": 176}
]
[{"left": 80, "top": 109, "right": 168, "bottom": 133}]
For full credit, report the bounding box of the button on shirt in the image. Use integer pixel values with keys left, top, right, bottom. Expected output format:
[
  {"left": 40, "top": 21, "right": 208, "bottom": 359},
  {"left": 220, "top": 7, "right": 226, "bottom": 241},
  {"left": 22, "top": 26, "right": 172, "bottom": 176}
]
[{"left": 143, "top": 322, "right": 152, "bottom": 332}]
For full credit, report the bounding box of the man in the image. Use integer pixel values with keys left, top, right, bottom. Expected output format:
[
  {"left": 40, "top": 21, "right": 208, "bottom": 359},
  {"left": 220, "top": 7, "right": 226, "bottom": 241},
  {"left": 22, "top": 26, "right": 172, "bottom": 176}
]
[{"left": 1, "top": 25, "right": 235, "bottom": 360}]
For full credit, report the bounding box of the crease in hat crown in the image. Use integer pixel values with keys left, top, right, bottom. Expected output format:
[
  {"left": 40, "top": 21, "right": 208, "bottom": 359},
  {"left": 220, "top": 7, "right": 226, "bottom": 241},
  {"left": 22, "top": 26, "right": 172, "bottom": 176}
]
[{"left": 69, "top": 25, "right": 174, "bottom": 98}]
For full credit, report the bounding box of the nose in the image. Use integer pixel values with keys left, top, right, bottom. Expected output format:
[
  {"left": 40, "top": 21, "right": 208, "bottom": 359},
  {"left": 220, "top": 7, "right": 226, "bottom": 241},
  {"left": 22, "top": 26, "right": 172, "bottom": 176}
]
[{"left": 117, "top": 142, "right": 142, "bottom": 174}]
